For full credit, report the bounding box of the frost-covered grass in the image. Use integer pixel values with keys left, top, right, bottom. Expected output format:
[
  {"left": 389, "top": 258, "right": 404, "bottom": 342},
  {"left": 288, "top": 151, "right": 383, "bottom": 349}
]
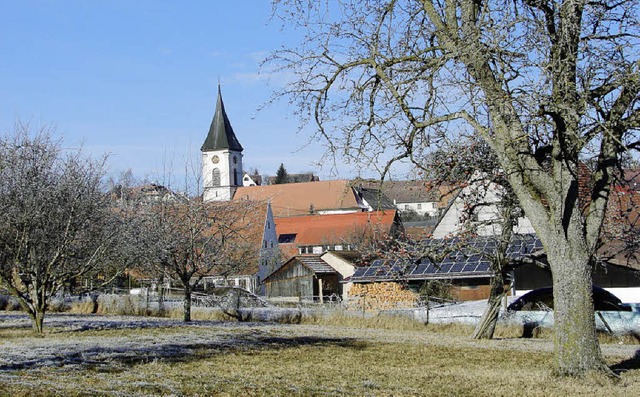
[{"left": 0, "top": 312, "right": 639, "bottom": 396}]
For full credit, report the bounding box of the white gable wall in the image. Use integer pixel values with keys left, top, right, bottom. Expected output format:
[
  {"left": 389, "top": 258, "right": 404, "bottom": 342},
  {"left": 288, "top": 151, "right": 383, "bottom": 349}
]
[
  {"left": 321, "top": 251, "right": 357, "bottom": 298},
  {"left": 432, "top": 175, "right": 535, "bottom": 238}
]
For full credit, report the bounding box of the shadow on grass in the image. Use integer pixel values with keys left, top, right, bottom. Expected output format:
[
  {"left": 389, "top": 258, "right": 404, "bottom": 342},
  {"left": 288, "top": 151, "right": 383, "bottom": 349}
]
[
  {"left": 610, "top": 330, "right": 640, "bottom": 374},
  {"left": 611, "top": 349, "right": 640, "bottom": 374},
  {"left": 0, "top": 332, "right": 366, "bottom": 373},
  {"left": 610, "top": 331, "right": 640, "bottom": 374}
]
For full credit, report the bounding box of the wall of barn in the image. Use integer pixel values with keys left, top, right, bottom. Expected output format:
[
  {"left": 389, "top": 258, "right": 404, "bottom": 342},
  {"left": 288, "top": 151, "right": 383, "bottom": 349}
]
[{"left": 265, "top": 261, "right": 314, "bottom": 298}]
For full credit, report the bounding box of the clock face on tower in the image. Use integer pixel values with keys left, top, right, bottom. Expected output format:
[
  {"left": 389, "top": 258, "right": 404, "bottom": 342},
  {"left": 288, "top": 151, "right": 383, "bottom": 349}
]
[{"left": 211, "top": 155, "right": 220, "bottom": 164}]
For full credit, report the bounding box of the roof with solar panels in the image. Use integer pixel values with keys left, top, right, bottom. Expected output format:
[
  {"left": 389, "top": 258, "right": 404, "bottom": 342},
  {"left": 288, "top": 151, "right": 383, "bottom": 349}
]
[{"left": 348, "top": 233, "right": 544, "bottom": 282}]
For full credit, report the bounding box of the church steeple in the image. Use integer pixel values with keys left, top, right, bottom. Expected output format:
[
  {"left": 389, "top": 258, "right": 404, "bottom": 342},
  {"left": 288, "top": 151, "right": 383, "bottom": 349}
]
[
  {"left": 201, "top": 87, "right": 243, "bottom": 152},
  {"left": 201, "top": 86, "right": 244, "bottom": 202}
]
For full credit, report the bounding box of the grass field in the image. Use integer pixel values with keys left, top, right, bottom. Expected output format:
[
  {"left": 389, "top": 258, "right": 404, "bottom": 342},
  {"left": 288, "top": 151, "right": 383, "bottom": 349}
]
[{"left": 0, "top": 312, "right": 639, "bottom": 396}]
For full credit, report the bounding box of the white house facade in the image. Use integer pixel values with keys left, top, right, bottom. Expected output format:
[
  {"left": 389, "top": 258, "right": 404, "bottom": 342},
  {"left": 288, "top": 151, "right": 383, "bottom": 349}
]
[{"left": 432, "top": 174, "right": 535, "bottom": 238}]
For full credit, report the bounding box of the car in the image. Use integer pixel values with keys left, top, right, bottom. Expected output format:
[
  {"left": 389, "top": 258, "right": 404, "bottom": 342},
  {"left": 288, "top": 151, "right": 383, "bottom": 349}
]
[{"left": 507, "top": 286, "right": 631, "bottom": 312}]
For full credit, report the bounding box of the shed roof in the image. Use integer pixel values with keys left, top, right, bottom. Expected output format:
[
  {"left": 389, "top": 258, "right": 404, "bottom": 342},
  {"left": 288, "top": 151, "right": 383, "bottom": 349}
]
[
  {"left": 263, "top": 255, "right": 338, "bottom": 283},
  {"left": 297, "top": 255, "right": 338, "bottom": 274}
]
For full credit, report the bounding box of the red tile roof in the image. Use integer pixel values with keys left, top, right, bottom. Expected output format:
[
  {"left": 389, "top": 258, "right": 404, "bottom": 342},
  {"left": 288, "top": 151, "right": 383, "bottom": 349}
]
[
  {"left": 274, "top": 210, "right": 398, "bottom": 248},
  {"left": 233, "top": 180, "right": 361, "bottom": 217}
]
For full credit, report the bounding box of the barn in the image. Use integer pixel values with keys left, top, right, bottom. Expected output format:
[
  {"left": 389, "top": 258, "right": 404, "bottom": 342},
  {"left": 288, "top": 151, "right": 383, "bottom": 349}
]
[{"left": 263, "top": 255, "right": 342, "bottom": 302}]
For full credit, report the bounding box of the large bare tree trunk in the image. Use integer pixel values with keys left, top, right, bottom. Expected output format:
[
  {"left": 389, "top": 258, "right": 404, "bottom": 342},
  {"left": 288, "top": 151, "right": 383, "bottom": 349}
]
[{"left": 549, "top": 250, "right": 607, "bottom": 375}]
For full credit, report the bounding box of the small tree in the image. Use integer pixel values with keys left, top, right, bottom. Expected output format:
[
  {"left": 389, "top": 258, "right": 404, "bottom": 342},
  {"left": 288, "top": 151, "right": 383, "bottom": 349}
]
[
  {"left": 0, "top": 125, "right": 125, "bottom": 333},
  {"left": 274, "top": 163, "right": 289, "bottom": 184},
  {"left": 137, "top": 195, "right": 261, "bottom": 322}
]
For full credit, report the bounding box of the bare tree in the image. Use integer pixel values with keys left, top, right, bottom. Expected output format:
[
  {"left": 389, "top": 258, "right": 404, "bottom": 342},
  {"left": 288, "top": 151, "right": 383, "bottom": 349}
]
[
  {"left": 0, "top": 125, "right": 126, "bottom": 333},
  {"left": 270, "top": 0, "right": 640, "bottom": 375},
  {"left": 136, "top": 194, "right": 262, "bottom": 322}
]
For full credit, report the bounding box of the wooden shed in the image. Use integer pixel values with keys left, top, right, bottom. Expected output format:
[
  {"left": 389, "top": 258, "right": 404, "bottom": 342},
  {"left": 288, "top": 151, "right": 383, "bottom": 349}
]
[{"left": 264, "top": 255, "right": 341, "bottom": 301}]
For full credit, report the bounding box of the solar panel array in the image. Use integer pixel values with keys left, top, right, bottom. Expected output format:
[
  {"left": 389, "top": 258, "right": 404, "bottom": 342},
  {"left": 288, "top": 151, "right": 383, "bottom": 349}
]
[{"left": 350, "top": 234, "right": 543, "bottom": 282}]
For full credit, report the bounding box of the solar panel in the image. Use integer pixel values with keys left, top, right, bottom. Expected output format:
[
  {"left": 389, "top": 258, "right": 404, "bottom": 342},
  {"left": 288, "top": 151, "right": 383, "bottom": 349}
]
[
  {"left": 468, "top": 253, "right": 482, "bottom": 262},
  {"left": 362, "top": 265, "right": 380, "bottom": 277},
  {"left": 413, "top": 264, "right": 429, "bottom": 274},
  {"left": 440, "top": 263, "right": 454, "bottom": 273},
  {"left": 351, "top": 267, "right": 367, "bottom": 278},
  {"left": 441, "top": 255, "right": 455, "bottom": 264},
  {"left": 450, "top": 263, "right": 465, "bottom": 273},
  {"left": 349, "top": 234, "right": 542, "bottom": 282},
  {"left": 461, "top": 263, "right": 477, "bottom": 272},
  {"left": 477, "top": 261, "right": 492, "bottom": 272},
  {"left": 421, "top": 264, "right": 437, "bottom": 274}
]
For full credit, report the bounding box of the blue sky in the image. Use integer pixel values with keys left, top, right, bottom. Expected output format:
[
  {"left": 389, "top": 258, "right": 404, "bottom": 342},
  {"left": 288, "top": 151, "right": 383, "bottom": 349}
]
[{"left": 0, "top": 1, "right": 348, "bottom": 182}]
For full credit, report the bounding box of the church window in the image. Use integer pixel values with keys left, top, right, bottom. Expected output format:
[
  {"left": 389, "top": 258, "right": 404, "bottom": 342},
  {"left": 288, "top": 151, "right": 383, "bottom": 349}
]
[
  {"left": 233, "top": 168, "right": 238, "bottom": 185},
  {"left": 212, "top": 168, "right": 221, "bottom": 187}
]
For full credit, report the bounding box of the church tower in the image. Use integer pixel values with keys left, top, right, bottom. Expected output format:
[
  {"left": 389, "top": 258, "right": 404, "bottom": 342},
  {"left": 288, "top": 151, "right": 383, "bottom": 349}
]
[{"left": 201, "top": 87, "right": 244, "bottom": 202}]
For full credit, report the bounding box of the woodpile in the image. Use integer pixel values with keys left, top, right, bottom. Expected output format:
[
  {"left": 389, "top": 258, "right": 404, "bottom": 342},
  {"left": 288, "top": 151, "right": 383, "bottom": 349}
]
[{"left": 349, "top": 282, "right": 418, "bottom": 310}]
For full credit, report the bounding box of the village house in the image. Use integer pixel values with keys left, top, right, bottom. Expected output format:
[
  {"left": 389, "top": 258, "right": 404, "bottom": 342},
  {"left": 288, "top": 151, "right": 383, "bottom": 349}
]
[
  {"left": 351, "top": 170, "right": 640, "bottom": 303},
  {"left": 259, "top": 209, "right": 400, "bottom": 299},
  {"left": 263, "top": 251, "right": 361, "bottom": 302},
  {"left": 358, "top": 180, "right": 456, "bottom": 219}
]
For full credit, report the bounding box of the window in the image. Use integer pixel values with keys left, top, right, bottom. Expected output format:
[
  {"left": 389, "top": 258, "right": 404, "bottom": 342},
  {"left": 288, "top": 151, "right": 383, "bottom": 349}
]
[
  {"left": 417, "top": 203, "right": 422, "bottom": 210},
  {"left": 212, "top": 168, "right": 221, "bottom": 187},
  {"left": 278, "top": 233, "right": 297, "bottom": 243}
]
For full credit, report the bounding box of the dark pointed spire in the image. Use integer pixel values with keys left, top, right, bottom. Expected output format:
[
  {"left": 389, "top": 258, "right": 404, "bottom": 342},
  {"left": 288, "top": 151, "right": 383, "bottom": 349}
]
[{"left": 201, "top": 86, "right": 243, "bottom": 152}]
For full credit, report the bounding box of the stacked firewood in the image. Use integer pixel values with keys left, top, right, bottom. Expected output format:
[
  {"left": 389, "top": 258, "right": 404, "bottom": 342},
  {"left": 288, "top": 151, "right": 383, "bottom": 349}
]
[{"left": 349, "top": 282, "right": 418, "bottom": 310}]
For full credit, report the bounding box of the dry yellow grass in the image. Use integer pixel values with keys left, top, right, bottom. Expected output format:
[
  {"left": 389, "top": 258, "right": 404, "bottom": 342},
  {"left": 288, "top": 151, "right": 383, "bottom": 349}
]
[{"left": 0, "top": 316, "right": 638, "bottom": 396}]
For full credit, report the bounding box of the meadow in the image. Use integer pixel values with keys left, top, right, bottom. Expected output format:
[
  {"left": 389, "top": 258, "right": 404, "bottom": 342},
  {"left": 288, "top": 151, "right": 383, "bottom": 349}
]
[{"left": 0, "top": 309, "right": 639, "bottom": 396}]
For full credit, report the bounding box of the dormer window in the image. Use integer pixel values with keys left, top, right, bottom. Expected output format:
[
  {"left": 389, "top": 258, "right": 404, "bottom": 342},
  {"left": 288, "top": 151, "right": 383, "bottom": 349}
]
[{"left": 278, "top": 234, "right": 297, "bottom": 243}]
